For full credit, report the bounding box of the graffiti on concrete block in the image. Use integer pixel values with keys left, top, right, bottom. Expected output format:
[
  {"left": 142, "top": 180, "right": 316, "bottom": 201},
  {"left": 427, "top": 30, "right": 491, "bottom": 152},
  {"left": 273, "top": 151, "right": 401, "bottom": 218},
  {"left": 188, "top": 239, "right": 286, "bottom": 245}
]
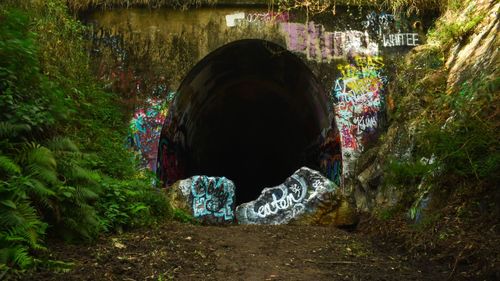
[
  {"left": 332, "top": 56, "right": 385, "bottom": 175},
  {"left": 190, "top": 176, "right": 235, "bottom": 221},
  {"left": 236, "top": 167, "right": 337, "bottom": 225},
  {"left": 255, "top": 176, "right": 308, "bottom": 218},
  {"left": 280, "top": 21, "right": 379, "bottom": 62}
]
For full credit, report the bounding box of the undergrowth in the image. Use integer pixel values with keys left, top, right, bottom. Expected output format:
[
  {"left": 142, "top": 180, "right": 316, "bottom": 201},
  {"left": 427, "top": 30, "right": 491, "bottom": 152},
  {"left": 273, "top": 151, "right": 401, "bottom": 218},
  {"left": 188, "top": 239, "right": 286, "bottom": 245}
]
[{"left": 0, "top": 0, "right": 171, "bottom": 275}]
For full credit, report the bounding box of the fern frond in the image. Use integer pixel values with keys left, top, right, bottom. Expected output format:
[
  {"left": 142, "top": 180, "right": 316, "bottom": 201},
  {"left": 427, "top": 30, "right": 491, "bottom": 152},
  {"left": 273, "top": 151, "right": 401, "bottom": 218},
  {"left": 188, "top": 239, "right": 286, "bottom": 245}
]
[
  {"left": 26, "top": 164, "right": 59, "bottom": 185},
  {"left": 0, "top": 122, "right": 31, "bottom": 139},
  {"left": 0, "top": 246, "right": 32, "bottom": 269},
  {"left": 0, "top": 209, "right": 21, "bottom": 228},
  {"left": 7, "top": 246, "right": 33, "bottom": 269},
  {"left": 24, "top": 178, "right": 55, "bottom": 198},
  {"left": 45, "top": 137, "right": 79, "bottom": 153},
  {"left": 75, "top": 186, "right": 99, "bottom": 201},
  {"left": 26, "top": 145, "right": 56, "bottom": 170},
  {"left": 0, "top": 155, "right": 21, "bottom": 176},
  {"left": 16, "top": 143, "right": 60, "bottom": 186},
  {"left": 69, "top": 165, "right": 101, "bottom": 184},
  {"left": 1, "top": 203, "right": 39, "bottom": 228}
]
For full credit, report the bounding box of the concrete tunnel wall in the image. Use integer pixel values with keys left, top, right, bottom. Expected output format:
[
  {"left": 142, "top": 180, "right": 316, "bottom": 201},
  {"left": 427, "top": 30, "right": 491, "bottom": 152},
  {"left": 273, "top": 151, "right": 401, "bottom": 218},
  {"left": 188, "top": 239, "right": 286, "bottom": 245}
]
[{"left": 157, "top": 39, "right": 340, "bottom": 204}]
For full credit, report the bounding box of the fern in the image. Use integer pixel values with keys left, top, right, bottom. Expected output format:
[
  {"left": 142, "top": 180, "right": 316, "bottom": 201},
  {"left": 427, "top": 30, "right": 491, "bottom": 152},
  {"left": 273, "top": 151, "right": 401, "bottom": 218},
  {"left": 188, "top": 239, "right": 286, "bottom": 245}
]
[
  {"left": 0, "top": 245, "right": 33, "bottom": 269},
  {"left": 0, "top": 122, "right": 31, "bottom": 139},
  {"left": 45, "top": 137, "right": 79, "bottom": 153},
  {"left": 0, "top": 154, "right": 21, "bottom": 176}
]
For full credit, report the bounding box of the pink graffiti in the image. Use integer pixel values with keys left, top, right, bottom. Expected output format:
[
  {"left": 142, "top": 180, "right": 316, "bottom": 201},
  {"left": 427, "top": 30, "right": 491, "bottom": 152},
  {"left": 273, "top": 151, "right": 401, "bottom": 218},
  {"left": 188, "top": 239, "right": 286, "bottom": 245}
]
[
  {"left": 280, "top": 22, "right": 379, "bottom": 62},
  {"left": 340, "top": 125, "right": 359, "bottom": 150}
]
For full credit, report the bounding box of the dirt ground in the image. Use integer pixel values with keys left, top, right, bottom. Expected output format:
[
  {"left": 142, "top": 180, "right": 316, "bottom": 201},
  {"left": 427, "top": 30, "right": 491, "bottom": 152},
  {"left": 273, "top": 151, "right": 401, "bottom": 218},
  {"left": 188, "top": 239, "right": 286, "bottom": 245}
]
[{"left": 20, "top": 222, "right": 452, "bottom": 281}]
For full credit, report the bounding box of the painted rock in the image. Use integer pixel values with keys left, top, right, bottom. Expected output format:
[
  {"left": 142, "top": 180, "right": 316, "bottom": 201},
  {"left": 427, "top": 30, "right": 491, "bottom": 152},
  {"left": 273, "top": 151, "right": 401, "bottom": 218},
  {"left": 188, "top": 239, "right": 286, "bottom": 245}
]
[
  {"left": 167, "top": 176, "right": 236, "bottom": 225},
  {"left": 236, "top": 167, "right": 358, "bottom": 226}
]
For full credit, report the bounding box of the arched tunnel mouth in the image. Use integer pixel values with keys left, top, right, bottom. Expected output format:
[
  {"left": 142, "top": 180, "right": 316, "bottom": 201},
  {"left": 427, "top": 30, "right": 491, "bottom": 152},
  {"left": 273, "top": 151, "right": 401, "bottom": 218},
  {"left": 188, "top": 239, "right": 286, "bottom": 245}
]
[{"left": 158, "top": 39, "right": 334, "bottom": 205}]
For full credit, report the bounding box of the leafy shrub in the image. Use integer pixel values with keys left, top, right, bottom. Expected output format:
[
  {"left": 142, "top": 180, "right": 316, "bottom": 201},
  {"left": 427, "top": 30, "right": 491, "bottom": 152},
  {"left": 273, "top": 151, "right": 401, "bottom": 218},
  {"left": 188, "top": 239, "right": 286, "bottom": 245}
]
[
  {"left": 0, "top": 2, "right": 171, "bottom": 273},
  {"left": 96, "top": 177, "right": 171, "bottom": 233}
]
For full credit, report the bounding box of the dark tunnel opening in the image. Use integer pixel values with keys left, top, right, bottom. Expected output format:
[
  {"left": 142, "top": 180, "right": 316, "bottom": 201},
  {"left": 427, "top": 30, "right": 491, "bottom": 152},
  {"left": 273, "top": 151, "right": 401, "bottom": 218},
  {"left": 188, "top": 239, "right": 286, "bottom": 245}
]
[{"left": 158, "top": 40, "right": 332, "bottom": 205}]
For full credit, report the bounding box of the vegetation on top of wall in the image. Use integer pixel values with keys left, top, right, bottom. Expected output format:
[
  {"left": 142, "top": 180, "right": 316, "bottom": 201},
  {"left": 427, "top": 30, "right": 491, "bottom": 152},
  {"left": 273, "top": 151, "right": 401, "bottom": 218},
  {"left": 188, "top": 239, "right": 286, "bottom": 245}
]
[
  {"left": 63, "top": 0, "right": 445, "bottom": 15},
  {"left": 274, "top": 0, "right": 445, "bottom": 16},
  {"left": 66, "top": 0, "right": 219, "bottom": 12},
  {"left": 0, "top": 0, "right": 171, "bottom": 274}
]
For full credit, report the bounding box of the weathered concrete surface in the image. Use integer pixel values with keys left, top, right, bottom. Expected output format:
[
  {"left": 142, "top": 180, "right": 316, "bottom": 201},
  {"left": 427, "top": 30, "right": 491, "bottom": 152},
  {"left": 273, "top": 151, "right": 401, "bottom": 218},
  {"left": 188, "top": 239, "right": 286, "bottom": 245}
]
[
  {"left": 236, "top": 167, "right": 358, "bottom": 226},
  {"left": 168, "top": 176, "right": 236, "bottom": 224}
]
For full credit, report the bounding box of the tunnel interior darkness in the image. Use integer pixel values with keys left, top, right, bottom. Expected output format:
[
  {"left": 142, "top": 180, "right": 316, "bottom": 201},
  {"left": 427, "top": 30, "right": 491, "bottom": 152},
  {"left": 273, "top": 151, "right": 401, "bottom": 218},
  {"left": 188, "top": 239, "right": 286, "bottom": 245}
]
[{"left": 163, "top": 39, "right": 331, "bottom": 204}]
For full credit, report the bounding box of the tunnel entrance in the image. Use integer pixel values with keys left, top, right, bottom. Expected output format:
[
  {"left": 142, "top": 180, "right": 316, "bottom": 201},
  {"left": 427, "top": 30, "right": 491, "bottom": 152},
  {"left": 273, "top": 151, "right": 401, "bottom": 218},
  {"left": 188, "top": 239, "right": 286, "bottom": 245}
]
[{"left": 158, "top": 39, "right": 334, "bottom": 204}]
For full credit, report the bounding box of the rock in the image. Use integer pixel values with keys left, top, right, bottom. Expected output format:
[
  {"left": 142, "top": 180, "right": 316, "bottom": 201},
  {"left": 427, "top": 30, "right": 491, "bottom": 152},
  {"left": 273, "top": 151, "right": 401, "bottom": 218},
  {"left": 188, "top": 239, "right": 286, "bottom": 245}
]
[
  {"left": 445, "top": 0, "right": 499, "bottom": 93},
  {"left": 236, "top": 167, "right": 358, "bottom": 227},
  {"left": 167, "top": 176, "right": 236, "bottom": 224}
]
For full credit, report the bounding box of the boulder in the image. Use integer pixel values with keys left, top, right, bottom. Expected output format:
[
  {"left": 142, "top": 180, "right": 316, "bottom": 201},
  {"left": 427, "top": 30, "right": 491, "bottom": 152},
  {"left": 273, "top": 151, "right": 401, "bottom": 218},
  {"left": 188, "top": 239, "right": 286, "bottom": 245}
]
[
  {"left": 236, "top": 167, "right": 358, "bottom": 227},
  {"left": 167, "top": 176, "right": 236, "bottom": 224}
]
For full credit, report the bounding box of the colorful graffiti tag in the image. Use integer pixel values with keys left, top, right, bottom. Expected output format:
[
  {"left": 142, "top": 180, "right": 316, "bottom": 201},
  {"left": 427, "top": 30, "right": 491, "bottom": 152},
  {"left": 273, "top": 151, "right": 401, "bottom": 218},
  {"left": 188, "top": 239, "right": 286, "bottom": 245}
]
[
  {"left": 129, "top": 97, "right": 171, "bottom": 171},
  {"left": 319, "top": 124, "right": 343, "bottom": 186},
  {"left": 189, "top": 176, "right": 235, "bottom": 221},
  {"left": 156, "top": 98, "right": 187, "bottom": 187},
  {"left": 332, "top": 56, "right": 385, "bottom": 175}
]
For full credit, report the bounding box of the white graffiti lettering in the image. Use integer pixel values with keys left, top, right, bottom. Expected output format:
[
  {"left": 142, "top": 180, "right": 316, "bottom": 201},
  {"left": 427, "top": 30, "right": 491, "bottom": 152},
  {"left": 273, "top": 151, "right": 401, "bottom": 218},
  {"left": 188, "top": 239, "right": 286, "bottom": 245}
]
[
  {"left": 353, "top": 115, "right": 378, "bottom": 133},
  {"left": 256, "top": 183, "right": 307, "bottom": 218},
  {"left": 382, "top": 33, "right": 420, "bottom": 47}
]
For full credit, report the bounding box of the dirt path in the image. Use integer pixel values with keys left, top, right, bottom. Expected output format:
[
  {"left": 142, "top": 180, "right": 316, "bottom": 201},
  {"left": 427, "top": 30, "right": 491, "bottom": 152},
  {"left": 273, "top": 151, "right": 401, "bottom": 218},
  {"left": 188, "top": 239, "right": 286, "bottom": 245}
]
[{"left": 23, "top": 222, "right": 450, "bottom": 281}]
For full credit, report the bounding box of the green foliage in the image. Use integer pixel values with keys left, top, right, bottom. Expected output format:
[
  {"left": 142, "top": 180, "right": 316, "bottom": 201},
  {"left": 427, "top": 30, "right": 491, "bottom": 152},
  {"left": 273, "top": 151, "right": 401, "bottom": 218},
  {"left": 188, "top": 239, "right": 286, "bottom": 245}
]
[
  {"left": 382, "top": 0, "right": 498, "bottom": 219},
  {"left": 428, "top": 14, "right": 484, "bottom": 48},
  {"left": 415, "top": 77, "right": 500, "bottom": 184},
  {"left": 96, "top": 177, "right": 171, "bottom": 233},
  {"left": 376, "top": 205, "right": 403, "bottom": 221},
  {"left": 385, "top": 158, "right": 436, "bottom": 186},
  {"left": 172, "top": 208, "right": 198, "bottom": 224},
  {"left": 0, "top": 1, "right": 171, "bottom": 274},
  {"left": 276, "top": 0, "right": 445, "bottom": 16}
]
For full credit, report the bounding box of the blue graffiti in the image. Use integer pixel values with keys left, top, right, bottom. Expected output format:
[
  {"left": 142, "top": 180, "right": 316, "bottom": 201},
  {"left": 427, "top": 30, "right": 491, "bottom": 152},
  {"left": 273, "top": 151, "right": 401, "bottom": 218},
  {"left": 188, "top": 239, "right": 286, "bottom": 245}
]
[{"left": 191, "top": 176, "right": 235, "bottom": 221}]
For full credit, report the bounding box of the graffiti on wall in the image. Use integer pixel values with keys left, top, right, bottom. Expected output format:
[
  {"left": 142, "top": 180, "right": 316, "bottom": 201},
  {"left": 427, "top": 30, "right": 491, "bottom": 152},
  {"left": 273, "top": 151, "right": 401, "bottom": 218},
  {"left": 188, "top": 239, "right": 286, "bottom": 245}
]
[
  {"left": 226, "top": 11, "right": 290, "bottom": 27},
  {"left": 156, "top": 101, "right": 187, "bottom": 187},
  {"left": 236, "top": 167, "right": 337, "bottom": 224},
  {"left": 129, "top": 98, "right": 171, "bottom": 171},
  {"left": 362, "top": 12, "right": 395, "bottom": 36},
  {"left": 319, "top": 124, "right": 343, "bottom": 186},
  {"left": 332, "top": 56, "right": 385, "bottom": 175},
  {"left": 280, "top": 21, "right": 379, "bottom": 62},
  {"left": 382, "top": 33, "right": 419, "bottom": 47},
  {"left": 189, "top": 176, "right": 235, "bottom": 221},
  {"left": 278, "top": 12, "right": 421, "bottom": 62},
  {"left": 362, "top": 11, "right": 421, "bottom": 48}
]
